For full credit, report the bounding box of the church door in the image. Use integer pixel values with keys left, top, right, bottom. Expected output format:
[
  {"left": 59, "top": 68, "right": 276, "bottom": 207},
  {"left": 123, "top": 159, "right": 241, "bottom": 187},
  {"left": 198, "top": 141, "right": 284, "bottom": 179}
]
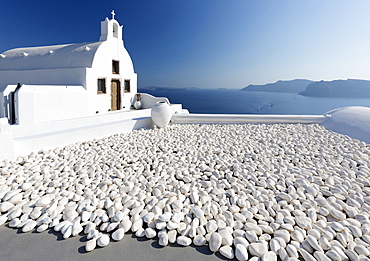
[{"left": 111, "top": 80, "right": 121, "bottom": 111}]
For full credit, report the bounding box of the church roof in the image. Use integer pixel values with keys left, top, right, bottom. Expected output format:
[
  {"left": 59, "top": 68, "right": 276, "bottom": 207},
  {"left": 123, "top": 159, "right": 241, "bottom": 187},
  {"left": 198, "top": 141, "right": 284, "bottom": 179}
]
[{"left": 0, "top": 41, "right": 104, "bottom": 71}]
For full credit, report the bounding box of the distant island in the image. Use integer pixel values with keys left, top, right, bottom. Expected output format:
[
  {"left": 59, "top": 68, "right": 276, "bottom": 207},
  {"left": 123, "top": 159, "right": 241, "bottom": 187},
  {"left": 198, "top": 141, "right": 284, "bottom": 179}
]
[
  {"left": 140, "top": 80, "right": 370, "bottom": 98},
  {"left": 139, "top": 86, "right": 199, "bottom": 92},
  {"left": 299, "top": 79, "right": 370, "bottom": 98},
  {"left": 241, "top": 79, "right": 313, "bottom": 93},
  {"left": 242, "top": 79, "right": 370, "bottom": 98}
]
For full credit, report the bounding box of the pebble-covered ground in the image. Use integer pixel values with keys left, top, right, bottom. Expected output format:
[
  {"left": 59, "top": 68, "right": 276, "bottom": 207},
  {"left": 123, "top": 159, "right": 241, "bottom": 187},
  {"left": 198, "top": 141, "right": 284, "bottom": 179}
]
[{"left": 1, "top": 123, "right": 370, "bottom": 261}]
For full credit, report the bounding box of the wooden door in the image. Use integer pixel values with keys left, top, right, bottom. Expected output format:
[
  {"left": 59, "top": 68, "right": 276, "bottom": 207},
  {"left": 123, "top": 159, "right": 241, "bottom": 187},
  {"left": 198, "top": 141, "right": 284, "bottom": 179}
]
[{"left": 111, "top": 80, "right": 121, "bottom": 111}]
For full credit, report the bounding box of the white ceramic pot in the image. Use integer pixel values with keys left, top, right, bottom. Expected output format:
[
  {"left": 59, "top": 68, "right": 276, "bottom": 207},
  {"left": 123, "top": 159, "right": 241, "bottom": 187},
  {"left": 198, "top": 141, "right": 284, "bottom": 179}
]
[
  {"left": 134, "top": 101, "right": 142, "bottom": 110},
  {"left": 151, "top": 101, "right": 172, "bottom": 128}
]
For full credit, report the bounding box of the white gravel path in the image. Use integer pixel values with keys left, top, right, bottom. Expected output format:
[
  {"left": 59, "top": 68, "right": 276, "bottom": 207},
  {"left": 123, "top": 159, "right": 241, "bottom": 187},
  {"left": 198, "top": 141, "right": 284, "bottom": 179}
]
[{"left": 1, "top": 123, "right": 370, "bottom": 260}]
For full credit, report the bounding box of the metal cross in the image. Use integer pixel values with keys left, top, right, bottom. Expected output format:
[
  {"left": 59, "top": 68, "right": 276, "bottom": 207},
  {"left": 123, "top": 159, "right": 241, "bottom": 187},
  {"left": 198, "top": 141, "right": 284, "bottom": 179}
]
[{"left": 111, "top": 10, "right": 116, "bottom": 20}]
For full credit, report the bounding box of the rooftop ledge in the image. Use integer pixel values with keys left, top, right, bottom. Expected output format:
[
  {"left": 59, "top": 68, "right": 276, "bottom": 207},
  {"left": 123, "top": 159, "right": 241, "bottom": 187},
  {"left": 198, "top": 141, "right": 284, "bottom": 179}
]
[{"left": 172, "top": 113, "right": 328, "bottom": 124}]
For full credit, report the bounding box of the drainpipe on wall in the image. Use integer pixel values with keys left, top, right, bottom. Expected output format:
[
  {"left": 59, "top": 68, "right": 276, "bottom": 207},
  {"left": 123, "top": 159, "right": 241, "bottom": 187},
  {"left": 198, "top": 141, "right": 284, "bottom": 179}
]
[{"left": 10, "top": 83, "right": 22, "bottom": 125}]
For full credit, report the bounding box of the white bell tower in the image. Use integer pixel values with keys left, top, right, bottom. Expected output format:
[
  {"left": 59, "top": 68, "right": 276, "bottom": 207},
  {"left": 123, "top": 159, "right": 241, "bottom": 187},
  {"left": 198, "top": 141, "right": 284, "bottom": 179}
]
[{"left": 99, "top": 10, "right": 123, "bottom": 42}]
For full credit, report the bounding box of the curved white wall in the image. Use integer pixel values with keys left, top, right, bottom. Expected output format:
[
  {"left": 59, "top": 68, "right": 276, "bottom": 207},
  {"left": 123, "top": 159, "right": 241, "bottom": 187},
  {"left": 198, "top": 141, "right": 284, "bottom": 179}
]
[{"left": 90, "top": 39, "right": 137, "bottom": 113}]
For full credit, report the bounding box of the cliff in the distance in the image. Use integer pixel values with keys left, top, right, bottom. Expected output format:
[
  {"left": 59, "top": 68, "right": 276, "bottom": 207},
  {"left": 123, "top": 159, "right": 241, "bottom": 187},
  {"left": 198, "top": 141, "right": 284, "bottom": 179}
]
[
  {"left": 299, "top": 79, "right": 370, "bottom": 98},
  {"left": 241, "top": 79, "right": 313, "bottom": 93}
]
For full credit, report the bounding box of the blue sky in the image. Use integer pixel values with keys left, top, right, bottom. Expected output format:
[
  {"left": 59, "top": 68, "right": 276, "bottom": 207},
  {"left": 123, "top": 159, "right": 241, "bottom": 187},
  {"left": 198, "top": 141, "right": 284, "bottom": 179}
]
[{"left": 1, "top": 0, "right": 370, "bottom": 89}]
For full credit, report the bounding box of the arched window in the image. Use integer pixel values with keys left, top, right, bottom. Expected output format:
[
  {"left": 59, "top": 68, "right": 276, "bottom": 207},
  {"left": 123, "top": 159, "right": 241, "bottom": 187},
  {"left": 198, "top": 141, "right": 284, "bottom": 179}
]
[{"left": 113, "top": 23, "right": 119, "bottom": 38}]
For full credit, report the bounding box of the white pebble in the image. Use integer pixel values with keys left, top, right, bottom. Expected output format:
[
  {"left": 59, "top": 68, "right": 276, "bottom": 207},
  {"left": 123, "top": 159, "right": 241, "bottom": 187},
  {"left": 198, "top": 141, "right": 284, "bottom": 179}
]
[
  {"left": 63, "top": 225, "right": 72, "bottom": 239},
  {"left": 269, "top": 238, "right": 281, "bottom": 252},
  {"left": 354, "top": 245, "right": 370, "bottom": 256},
  {"left": 85, "top": 239, "right": 96, "bottom": 252},
  {"left": 235, "top": 244, "right": 249, "bottom": 261},
  {"left": 37, "top": 224, "right": 49, "bottom": 233},
  {"left": 120, "top": 219, "right": 132, "bottom": 233},
  {"left": 22, "top": 220, "right": 37, "bottom": 233},
  {"left": 158, "top": 232, "right": 169, "bottom": 246},
  {"left": 111, "top": 228, "right": 125, "bottom": 241},
  {"left": 97, "top": 234, "right": 110, "bottom": 247},
  {"left": 219, "top": 229, "right": 233, "bottom": 246},
  {"left": 9, "top": 218, "right": 21, "bottom": 228},
  {"left": 168, "top": 230, "right": 177, "bottom": 243},
  {"left": 192, "top": 207, "right": 204, "bottom": 218},
  {"left": 0, "top": 202, "right": 14, "bottom": 212},
  {"left": 8, "top": 193, "right": 23, "bottom": 204},
  {"left": 81, "top": 211, "right": 91, "bottom": 222},
  {"left": 84, "top": 222, "right": 96, "bottom": 234},
  {"left": 35, "top": 196, "right": 51, "bottom": 207},
  {"left": 344, "top": 249, "right": 359, "bottom": 261},
  {"left": 131, "top": 219, "right": 143, "bottom": 232},
  {"left": 177, "top": 236, "right": 192, "bottom": 246},
  {"left": 135, "top": 228, "right": 145, "bottom": 237},
  {"left": 206, "top": 221, "right": 218, "bottom": 233},
  {"left": 193, "top": 235, "right": 206, "bottom": 246},
  {"left": 325, "top": 250, "right": 342, "bottom": 261},
  {"left": 298, "top": 248, "right": 317, "bottom": 261},
  {"left": 72, "top": 221, "right": 83, "bottom": 236},
  {"left": 106, "top": 222, "right": 119, "bottom": 233},
  {"left": 274, "top": 229, "right": 290, "bottom": 243},
  {"left": 330, "top": 208, "right": 346, "bottom": 220},
  {"left": 286, "top": 244, "right": 299, "bottom": 259},
  {"left": 262, "top": 251, "right": 277, "bottom": 261},
  {"left": 306, "top": 235, "right": 323, "bottom": 252},
  {"left": 145, "top": 227, "right": 156, "bottom": 238},
  {"left": 219, "top": 245, "right": 234, "bottom": 259},
  {"left": 209, "top": 232, "right": 222, "bottom": 252},
  {"left": 249, "top": 243, "right": 268, "bottom": 258},
  {"left": 313, "top": 251, "right": 331, "bottom": 261},
  {"left": 158, "top": 212, "right": 172, "bottom": 222}
]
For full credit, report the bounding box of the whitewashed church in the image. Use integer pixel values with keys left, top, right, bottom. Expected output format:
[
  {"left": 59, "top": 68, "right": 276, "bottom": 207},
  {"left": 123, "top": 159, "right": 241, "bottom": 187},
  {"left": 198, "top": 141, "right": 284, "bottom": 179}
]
[
  {"left": 0, "top": 11, "right": 138, "bottom": 123},
  {"left": 0, "top": 12, "right": 183, "bottom": 160}
]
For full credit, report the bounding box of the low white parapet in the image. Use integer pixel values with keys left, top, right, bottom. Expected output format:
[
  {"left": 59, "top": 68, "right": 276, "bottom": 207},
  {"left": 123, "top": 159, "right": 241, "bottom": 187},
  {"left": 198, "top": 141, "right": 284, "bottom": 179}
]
[
  {"left": 7, "top": 104, "right": 184, "bottom": 160},
  {"left": 11, "top": 109, "right": 155, "bottom": 158},
  {"left": 172, "top": 113, "right": 328, "bottom": 124}
]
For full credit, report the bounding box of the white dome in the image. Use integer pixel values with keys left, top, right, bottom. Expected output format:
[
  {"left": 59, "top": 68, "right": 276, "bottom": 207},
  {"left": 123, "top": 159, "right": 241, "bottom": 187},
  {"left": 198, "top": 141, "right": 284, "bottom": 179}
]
[{"left": 0, "top": 41, "right": 104, "bottom": 71}]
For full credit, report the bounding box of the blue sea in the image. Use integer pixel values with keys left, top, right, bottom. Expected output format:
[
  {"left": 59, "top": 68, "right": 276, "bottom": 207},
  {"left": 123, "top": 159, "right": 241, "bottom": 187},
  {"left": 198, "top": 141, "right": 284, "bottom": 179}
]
[{"left": 143, "top": 89, "right": 370, "bottom": 115}]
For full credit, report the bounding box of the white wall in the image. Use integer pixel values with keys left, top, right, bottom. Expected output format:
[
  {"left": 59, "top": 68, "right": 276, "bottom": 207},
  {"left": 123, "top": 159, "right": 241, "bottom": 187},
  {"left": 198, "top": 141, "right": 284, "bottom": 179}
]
[
  {"left": 88, "top": 38, "right": 137, "bottom": 113},
  {"left": 4, "top": 84, "right": 89, "bottom": 138},
  {"left": 0, "top": 118, "right": 15, "bottom": 160},
  {"left": 29, "top": 85, "right": 88, "bottom": 122},
  {"left": 0, "top": 68, "right": 86, "bottom": 90}
]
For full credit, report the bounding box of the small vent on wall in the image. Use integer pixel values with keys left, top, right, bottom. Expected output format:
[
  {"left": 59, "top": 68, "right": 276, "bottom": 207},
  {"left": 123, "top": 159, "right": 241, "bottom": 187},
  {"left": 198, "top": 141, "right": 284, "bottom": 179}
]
[
  {"left": 21, "top": 52, "right": 29, "bottom": 57},
  {"left": 0, "top": 54, "right": 5, "bottom": 58},
  {"left": 85, "top": 46, "right": 90, "bottom": 51},
  {"left": 48, "top": 50, "right": 54, "bottom": 54}
]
